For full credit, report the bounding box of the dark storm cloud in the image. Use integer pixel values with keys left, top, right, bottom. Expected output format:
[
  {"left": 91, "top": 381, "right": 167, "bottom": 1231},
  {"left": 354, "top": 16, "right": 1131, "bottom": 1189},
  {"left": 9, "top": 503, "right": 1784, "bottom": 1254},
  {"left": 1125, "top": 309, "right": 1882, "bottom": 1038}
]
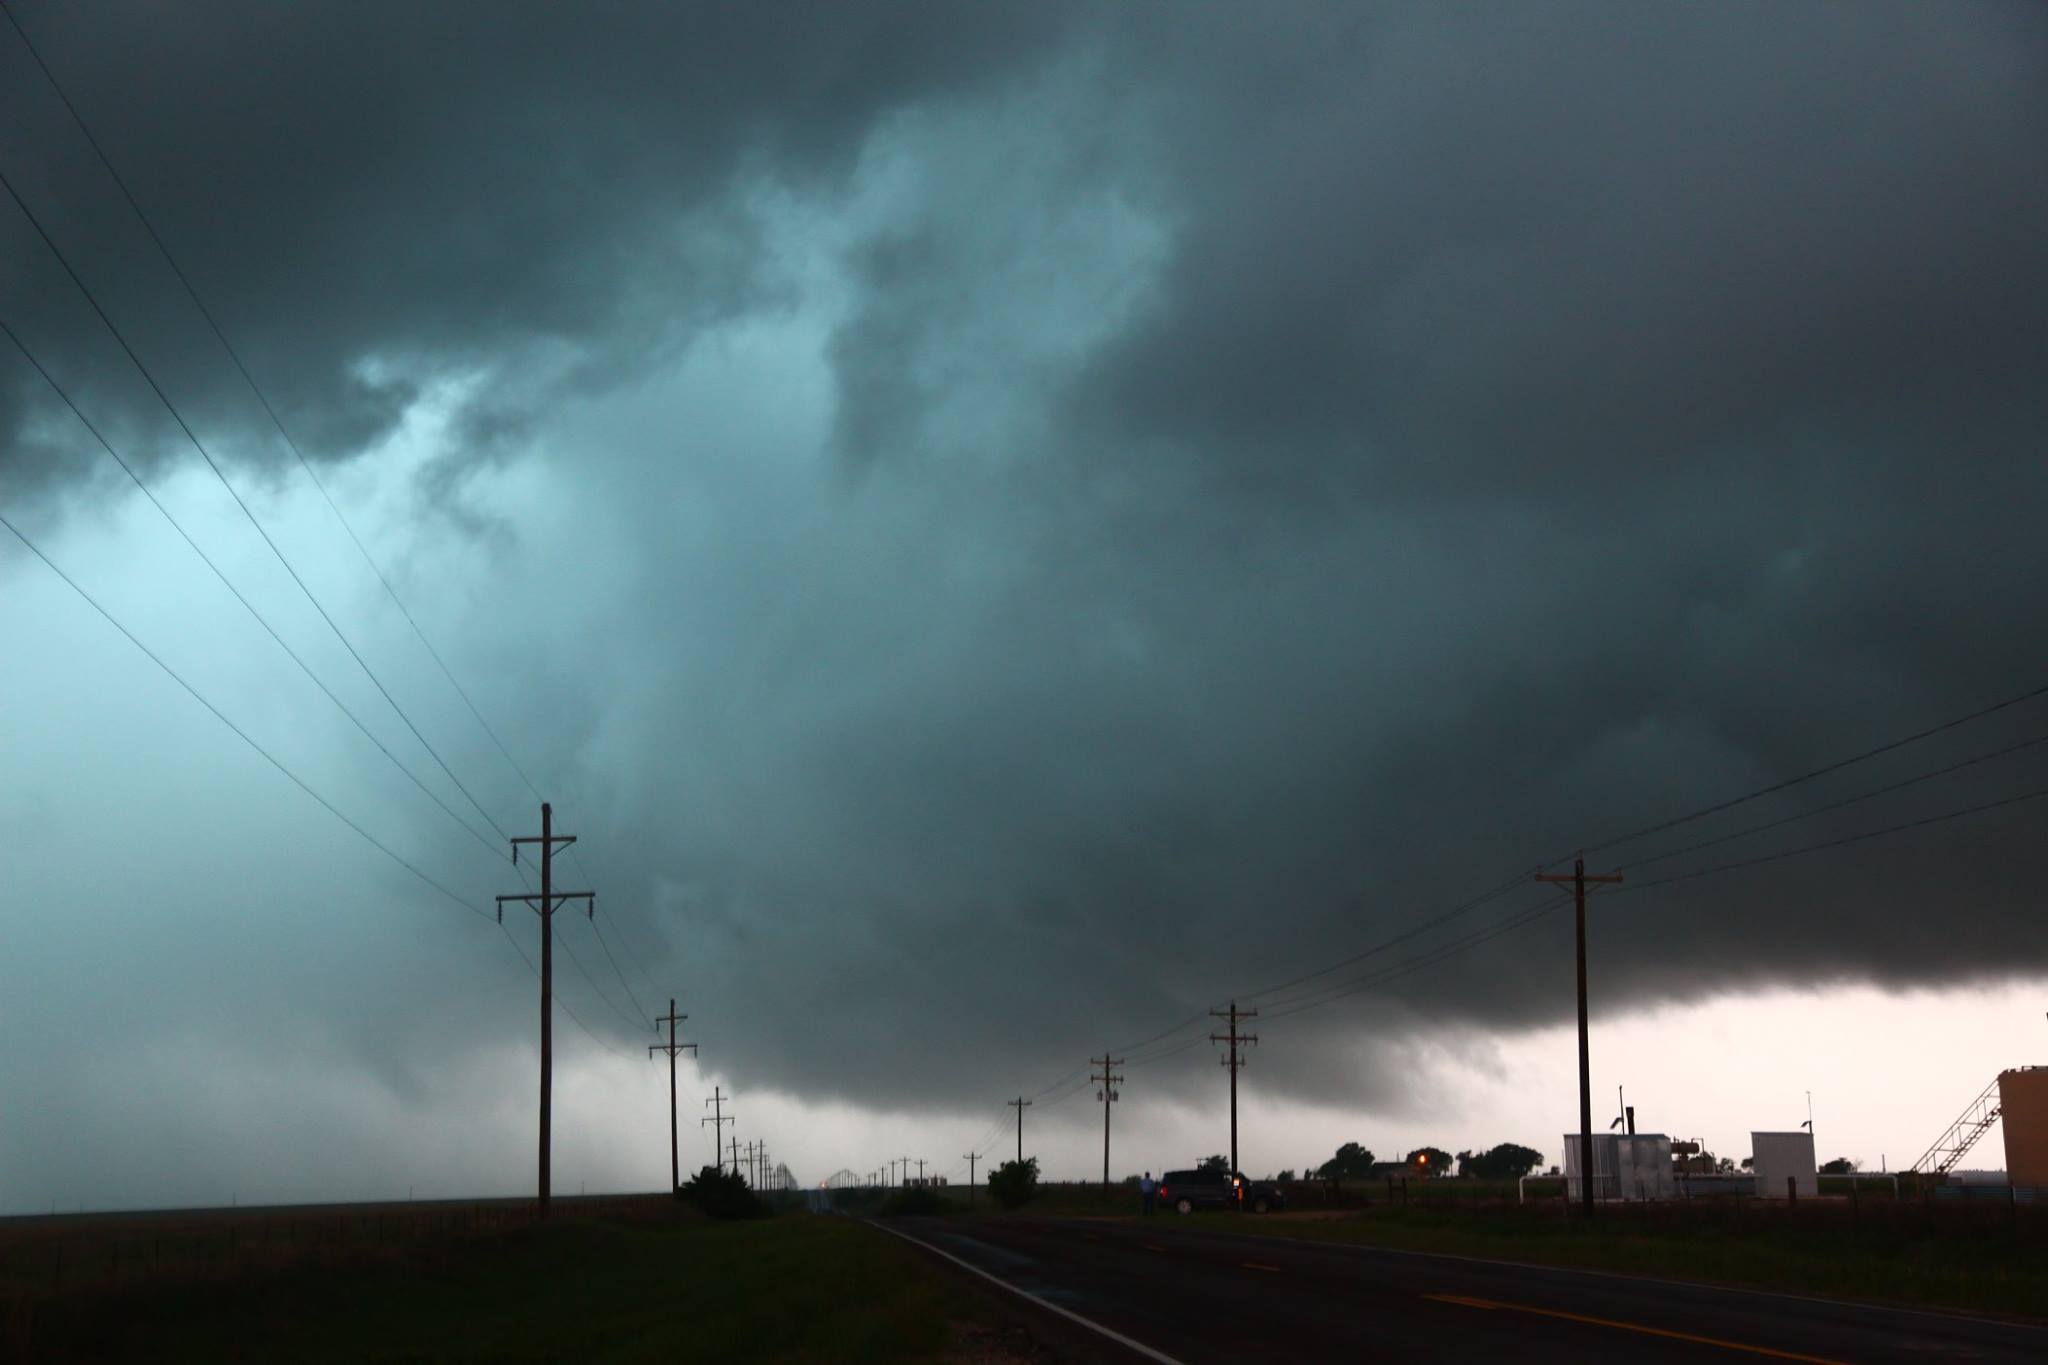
[
  {"left": 5, "top": 0, "right": 2047, "bottom": 1131},
  {"left": 0, "top": 0, "right": 1081, "bottom": 488}
]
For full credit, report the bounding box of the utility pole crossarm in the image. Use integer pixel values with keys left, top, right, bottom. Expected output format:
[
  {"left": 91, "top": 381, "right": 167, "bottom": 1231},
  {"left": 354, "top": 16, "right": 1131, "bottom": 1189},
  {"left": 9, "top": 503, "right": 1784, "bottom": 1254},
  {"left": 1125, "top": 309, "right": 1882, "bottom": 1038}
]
[{"left": 494, "top": 890, "right": 593, "bottom": 923}]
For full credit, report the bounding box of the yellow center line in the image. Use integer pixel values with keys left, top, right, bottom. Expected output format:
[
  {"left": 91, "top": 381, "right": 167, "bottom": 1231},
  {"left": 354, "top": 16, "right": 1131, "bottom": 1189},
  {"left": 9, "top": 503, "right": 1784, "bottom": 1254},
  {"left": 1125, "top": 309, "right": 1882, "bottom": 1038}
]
[
  {"left": 1422, "top": 1294, "right": 1848, "bottom": 1364},
  {"left": 1242, "top": 1262, "right": 1284, "bottom": 1273}
]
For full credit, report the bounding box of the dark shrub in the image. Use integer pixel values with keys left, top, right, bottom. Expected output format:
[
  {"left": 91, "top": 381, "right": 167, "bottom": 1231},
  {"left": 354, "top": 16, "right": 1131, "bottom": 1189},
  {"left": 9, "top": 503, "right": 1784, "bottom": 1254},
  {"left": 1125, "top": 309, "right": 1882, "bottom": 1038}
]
[
  {"left": 679, "top": 1165, "right": 767, "bottom": 1219},
  {"left": 987, "top": 1158, "right": 1039, "bottom": 1210}
]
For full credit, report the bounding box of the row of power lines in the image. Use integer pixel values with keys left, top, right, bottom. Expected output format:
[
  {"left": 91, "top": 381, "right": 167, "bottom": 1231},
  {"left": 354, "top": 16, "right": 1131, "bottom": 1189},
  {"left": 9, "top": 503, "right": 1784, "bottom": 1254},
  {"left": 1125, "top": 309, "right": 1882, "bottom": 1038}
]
[
  {"left": 920, "top": 679, "right": 2047, "bottom": 1202},
  {"left": 0, "top": 4, "right": 744, "bottom": 1211}
]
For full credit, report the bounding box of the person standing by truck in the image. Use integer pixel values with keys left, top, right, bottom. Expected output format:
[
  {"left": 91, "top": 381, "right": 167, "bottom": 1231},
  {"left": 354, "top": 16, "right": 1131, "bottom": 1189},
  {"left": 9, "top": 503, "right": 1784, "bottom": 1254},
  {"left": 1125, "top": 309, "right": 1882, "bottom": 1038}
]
[{"left": 1140, "top": 1171, "right": 1157, "bottom": 1215}]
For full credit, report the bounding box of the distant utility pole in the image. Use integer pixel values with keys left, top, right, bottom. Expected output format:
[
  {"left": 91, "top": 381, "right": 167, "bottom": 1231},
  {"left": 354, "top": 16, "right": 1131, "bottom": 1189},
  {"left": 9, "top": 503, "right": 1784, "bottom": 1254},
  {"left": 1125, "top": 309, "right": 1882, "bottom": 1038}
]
[
  {"left": 1536, "top": 855, "right": 1622, "bottom": 1216},
  {"left": 702, "top": 1087, "right": 733, "bottom": 1171},
  {"left": 1092, "top": 1053, "right": 1125, "bottom": 1191},
  {"left": 728, "top": 1135, "right": 742, "bottom": 1179},
  {"left": 964, "top": 1152, "right": 979, "bottom": 1205},
  {"left": 900, "top": 1155, "right": 914, "bottom": 1188},
  {"left": 1006, "top": 1097, "right": 1032, "bottom": 1164},
  {"left": 1210, "top": 1001, "right": 1258, "bottom": 1191},
  {"left": 916, "top": 1158, "right": 926, "bottom": 1185},
  {"left": 649, "top": 999, "right": 697, "bottom": 1193},
  {"left": 497, "top": 802, "right": 592, "bottom": 1220}
]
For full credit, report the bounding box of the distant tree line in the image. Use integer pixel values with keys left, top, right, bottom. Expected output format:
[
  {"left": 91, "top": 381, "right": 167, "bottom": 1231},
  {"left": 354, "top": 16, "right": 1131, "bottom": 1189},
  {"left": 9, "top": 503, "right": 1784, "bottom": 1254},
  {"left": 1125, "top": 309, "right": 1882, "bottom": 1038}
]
[{"left": 1307, "top": 1141, "right": 1542, "bottom": 1184}]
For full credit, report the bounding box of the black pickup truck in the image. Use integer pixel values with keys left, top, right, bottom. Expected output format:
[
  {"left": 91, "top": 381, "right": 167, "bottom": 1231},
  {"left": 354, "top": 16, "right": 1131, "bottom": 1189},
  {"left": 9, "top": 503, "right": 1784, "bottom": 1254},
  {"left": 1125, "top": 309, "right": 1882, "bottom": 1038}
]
[{"left": 1157, "top": 1168, "right": 1287, "bottom": 1214}]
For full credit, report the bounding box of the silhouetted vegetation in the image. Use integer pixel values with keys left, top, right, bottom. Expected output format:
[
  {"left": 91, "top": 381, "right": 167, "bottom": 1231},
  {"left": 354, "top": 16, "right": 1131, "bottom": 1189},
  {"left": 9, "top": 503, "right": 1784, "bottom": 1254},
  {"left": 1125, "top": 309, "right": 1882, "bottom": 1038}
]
[
  {"left": 1313, "top": 1142, "right": 1377, "bottom": 1184},
  {"left": 987, "top": 1157, "right": 1039, "bottom": 1210},
  {"left": 1405, "top": 1146, "right": 1453, "bottom": 1175},
  {"left": 1456, "top": 1143, "right": 1543, "bottom": 1180},
  {"left": 680, "top": 1164, "right": 767, "bottom": 1220}
]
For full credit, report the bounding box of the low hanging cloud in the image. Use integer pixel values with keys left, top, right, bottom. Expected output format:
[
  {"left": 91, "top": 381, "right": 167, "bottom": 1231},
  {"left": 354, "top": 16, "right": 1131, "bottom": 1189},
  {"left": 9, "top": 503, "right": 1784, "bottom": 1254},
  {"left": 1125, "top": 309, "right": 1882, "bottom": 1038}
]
[{"left": 1, "top": 0, "right": 2044, "bottom": 1144}]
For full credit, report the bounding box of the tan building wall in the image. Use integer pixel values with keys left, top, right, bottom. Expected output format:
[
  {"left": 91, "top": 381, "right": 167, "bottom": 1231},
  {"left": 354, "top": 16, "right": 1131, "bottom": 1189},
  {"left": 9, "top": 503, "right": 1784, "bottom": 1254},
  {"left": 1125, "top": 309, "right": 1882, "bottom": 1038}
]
[{"left": 2000, "top": 1067, "right": 2048, "bottom": 1188}]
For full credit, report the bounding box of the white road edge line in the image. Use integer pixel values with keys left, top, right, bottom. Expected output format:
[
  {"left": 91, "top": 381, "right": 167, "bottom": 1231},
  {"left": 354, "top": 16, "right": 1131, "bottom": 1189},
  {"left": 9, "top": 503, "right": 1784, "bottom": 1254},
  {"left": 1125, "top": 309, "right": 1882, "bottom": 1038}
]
[{"left": 864, "top": 1219, "right": 1188, "bottom": 1365}]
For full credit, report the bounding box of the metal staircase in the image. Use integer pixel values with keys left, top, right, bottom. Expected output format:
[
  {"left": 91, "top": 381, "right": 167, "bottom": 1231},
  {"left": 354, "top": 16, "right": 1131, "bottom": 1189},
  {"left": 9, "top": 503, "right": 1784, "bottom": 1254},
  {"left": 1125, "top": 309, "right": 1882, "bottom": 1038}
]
[{"left": 1910, "top": 1077, "right": 2002, "bottom": 1174}]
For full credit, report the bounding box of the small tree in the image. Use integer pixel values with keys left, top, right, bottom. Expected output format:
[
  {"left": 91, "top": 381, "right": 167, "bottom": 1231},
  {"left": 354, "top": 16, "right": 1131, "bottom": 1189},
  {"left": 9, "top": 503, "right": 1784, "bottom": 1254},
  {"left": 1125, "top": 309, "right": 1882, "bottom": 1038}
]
[
  {"left": 987, "top": 1157, "right": 1039, "bottom": 1210},
  {"left": 1313, "top": 1142, "right": 1377, "bottom": 1183},
  {"left": 1196, "top": 1154, "right": 1230, "bottom": 1176},
  {"left": 1406, "top": 1147, "right": 1452, "bottom": 1177},
  {"left": 1820, "top": 1157, "right": 1856, "bottom": 1175},
  {"left": 1274, "top": 1169, "right": 1296, "bottom": 1183},
  {"left": 679, "top": 1164, "right": 765, "bottom": 1220},
  {"left": 1459, "top": 1143, "right": 1543, "bottom": 1181}
]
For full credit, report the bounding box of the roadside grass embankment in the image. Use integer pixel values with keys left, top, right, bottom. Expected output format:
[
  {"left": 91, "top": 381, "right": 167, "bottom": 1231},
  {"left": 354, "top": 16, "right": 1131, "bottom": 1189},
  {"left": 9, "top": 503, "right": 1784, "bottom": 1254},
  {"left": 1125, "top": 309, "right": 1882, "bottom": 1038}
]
[
  {"left": 5, "top": 1202, "right": 1005, "bottom": 1363},
  {"left": 1143, "top": 1196, "right": 2048, "bottom": 1319},
  {"left": 880, "top": 1176, "right": 2048, "bottom": 1318}
]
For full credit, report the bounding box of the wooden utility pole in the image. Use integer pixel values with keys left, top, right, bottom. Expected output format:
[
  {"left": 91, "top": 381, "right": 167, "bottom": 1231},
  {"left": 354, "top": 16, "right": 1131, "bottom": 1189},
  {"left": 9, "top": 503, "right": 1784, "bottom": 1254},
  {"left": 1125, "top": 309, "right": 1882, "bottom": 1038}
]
[
  {"left": 900, "top": 1155, "right": 914, "bottom": 1188},
  {"left": 1006, "top": 1097, "right": 1032, "bottom": 1164},
  {"left": 1210, "top": 1001, "right": 1258, "bottom": 1196},
  {"left": 1092, "top": 1053, "right": 1125, "bottom": 1192},
  {"left": 916, "top": 1158, "right": 926, "bottom": 1185},
  {"left": 964, "top": 1151, "right": 979, "bottom": 1205},
  {"left": 498, "top": 802, "right": 592, "bottom": 1219},
  {"left": 1536, "top": 855, "right": 1623, "bottom": 1216},
  {"left": 727, "top": 1135, "right": 742, "bottom": 1178},
  {"left": 702, "top": 1087, "right": 733, "bottom": 1171},
  {"left": 649, "top": 999, "right": 697, "bottom": 1193}
]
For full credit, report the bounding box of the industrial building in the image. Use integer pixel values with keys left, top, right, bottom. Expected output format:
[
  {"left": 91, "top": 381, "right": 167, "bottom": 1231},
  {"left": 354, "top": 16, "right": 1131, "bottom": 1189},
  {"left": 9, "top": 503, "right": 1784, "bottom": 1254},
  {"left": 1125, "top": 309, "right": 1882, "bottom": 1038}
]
[
  {"left": 1563, "top": 1132, "right": 1674, "bottom": 1201},
  {"left": 1751, "top": 1130, "right": 1818, "bottom": 1199},
  {"left": 1999, "top": 1067, "right": 2048, "bottom": 1188}
]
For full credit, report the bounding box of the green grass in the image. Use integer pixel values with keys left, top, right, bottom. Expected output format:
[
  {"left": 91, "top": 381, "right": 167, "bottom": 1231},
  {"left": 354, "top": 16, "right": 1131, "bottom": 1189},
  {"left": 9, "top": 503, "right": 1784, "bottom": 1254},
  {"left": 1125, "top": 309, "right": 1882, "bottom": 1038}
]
[
  {"left": 1144, "top": 1201, "right": 2048, "bottom": 1319},
  {"left": 12, "top": 1210, "right": 998, "bottom": 1363}
]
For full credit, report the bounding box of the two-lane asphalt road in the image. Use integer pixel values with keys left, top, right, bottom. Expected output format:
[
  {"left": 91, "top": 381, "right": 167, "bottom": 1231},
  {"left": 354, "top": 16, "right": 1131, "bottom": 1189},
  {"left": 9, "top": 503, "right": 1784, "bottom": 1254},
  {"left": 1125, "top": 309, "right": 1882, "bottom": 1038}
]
[{"left": 872, "top": 1215, "right": 2045, "bottom": 1363}]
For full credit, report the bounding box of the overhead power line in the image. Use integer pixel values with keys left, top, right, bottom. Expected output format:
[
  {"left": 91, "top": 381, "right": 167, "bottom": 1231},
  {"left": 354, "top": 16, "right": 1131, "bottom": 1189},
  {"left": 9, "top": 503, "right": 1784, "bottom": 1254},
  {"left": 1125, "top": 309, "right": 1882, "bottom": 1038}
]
[
  {"left": 0, "top": 502, "right": 635, "bottom": 1061},
  {"left": 0, "top": 0, "right": 547, "bottom": 808},
  {"left": 1, "top": 8, "right": 676, "bottom": 1008},
  {"left": 1586, "top": 680, "right": 2048, "bottom": 855},
  {"left": 0, "top": 315, "right": 503, "bottom": 861},
  {"left": 0, "top": 162, "right": 514, "bottom": 848},
  {"left": 1616, "top": 783, "right": 2048, "bottom": 895},
  {"left": 0, "top": 508, "right": 487, "bottom": 923},
  {"left": 1620, "top": 728, "right": 2048, "bottom": 873},
  {"left": 587, "top": 911, "right": 655, "bottom": 1026}
]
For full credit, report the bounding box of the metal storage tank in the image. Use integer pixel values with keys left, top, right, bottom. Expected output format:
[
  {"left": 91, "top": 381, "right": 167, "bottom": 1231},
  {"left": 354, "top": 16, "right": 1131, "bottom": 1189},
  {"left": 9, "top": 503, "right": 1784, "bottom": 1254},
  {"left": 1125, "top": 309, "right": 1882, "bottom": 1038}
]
[
  {"left": 1752, "top": 1130, "right": 1817, "bottom": 1198},
  {"left": 2000, "top": 1067, "right": 2048, "bottom": 1188}
]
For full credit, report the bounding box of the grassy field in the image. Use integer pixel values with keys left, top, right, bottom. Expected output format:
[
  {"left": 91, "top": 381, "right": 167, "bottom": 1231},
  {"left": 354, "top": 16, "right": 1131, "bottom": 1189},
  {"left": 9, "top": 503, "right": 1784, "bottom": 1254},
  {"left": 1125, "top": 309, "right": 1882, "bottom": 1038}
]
[
  {"left": 4, "top": 1202, "right": 1022, "bottom": 1363},
  {"left": 1139, "top": 1199, "right": 2048, "bottom": 1319}
]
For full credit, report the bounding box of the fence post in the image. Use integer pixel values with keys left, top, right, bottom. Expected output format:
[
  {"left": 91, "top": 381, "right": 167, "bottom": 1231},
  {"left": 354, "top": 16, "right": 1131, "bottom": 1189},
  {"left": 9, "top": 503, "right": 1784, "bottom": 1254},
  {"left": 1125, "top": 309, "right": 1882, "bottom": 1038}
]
[{"left": 1787, "top": 1176, "right": 1797, "bottom": 1206}]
